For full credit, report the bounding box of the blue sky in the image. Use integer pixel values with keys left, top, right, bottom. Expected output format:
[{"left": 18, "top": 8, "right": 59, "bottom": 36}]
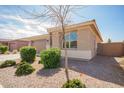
[
  {"left": 77, "top": 5, "right": 124, "bottom": 42},
  {"left": 0, "top": 5, "right": 124, "bottom": 42}
]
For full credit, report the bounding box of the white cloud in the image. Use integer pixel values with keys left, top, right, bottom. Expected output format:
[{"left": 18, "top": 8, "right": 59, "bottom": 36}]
[{"left": 0, "top": 14, "right": 53, "bottom": 40}]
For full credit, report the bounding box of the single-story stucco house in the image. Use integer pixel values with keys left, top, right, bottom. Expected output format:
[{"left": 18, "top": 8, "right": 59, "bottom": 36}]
[
  {"left": 47, "top": 20, "right": 103, "bottom": 60},
  {"left": 18, "top": 20, "right": 103, "bottom": 60}
]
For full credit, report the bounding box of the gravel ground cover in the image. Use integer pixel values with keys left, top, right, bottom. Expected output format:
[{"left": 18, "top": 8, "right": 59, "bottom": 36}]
[{"left": 0, "top": 56, "right": 124, "bottom": 88}]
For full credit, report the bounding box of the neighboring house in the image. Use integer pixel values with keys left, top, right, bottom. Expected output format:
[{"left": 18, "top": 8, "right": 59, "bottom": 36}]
[
  {"left": 0, "top": 39, "right": 29, "bottom": 51},
  {"left": 47, "top": 20, "right": 103, "bottom": 60},
  {"left": 0, "top": 35, "right": 49, "bottom": 52},
  {"left": 18, "top": 34, "right": 49, "bottom": 53},
  {"left": 8, "top": 40, "right": 29, "bottom": 51},
  {"left": 0, "top": 39, "right": 11, "bottom": 46}
]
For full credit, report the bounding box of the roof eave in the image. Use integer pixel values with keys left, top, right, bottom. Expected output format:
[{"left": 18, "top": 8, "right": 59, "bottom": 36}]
[{"left": 47, "top": 20, "right": 103, "bottom": 42}]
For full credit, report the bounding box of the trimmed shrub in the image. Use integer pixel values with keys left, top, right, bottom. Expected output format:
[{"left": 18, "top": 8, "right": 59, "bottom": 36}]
[
  {"left": 15, "top": 62, "right": 35, "bottom": 76},
  {"left": 62, "top": 79, "right": 86, "bottom": 88},
  {"left": 40, "top": 48, "right": 61, "bottom": 68},
  {"left": 0, "top": 60, "right": 16, "bottom": 68},
  {"left": 20, "top": 46, "right": 36, "bottom": 63},
  {"left": 16, "top": 61, "right": 27, "bottom": 68},
  {"left": 0, "top": 45, "right": 8, "bottom": 54}
]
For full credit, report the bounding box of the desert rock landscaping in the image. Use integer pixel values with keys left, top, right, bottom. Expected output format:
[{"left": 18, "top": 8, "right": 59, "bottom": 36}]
[
  {"left": 0, "top": 55, "right": 124, "bottom": 88},
  {"left": 0, "top": 57, "right": 80, "bottom": 88}
]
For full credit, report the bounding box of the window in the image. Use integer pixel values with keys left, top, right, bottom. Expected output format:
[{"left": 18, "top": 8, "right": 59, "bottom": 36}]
[{"left": 63, "top": 32, "right": 77, "bottom": 48}]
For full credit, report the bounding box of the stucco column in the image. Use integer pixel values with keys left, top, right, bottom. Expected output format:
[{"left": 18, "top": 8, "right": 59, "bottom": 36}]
[
  {"left": 28, "top": 41, "right": 32, "bottom": 46},
  {"left": 8, "top": 42, "right": 10, "bottom": 51},
  {"left": 49, "top": 33, "right": 52, "bottom": 48},
  {"left": 46, "top": 39, "right": 50, "bottom": 49}
]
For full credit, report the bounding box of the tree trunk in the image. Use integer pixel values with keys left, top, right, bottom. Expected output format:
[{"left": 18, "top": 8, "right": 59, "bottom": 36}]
[
  {"left": 61, "top": 24, "right": 70, "bottom": 82},
  {"left": 64, "top": 43, "right": 69, "bottom": 82}
]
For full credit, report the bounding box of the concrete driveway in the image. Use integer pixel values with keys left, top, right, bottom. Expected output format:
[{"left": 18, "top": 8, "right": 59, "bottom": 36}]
[{"left": 0, "top": 53, "right": 20, "bottom": 62}]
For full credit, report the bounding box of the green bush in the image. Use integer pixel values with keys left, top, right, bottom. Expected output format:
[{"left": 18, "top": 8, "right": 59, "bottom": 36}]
[
  {"left": 0, "top": 45, "right": 8, "bottom": 54},
  {"left": 0, "top": 60, "right": 16, "bottom": 68},
  {"left": 16, "top": 61, "right": 27, "bottom": 68},
  {"left": 20, "top": 46, "right": 36, "bottom": 63},
  {"left": 40, "top": 48, "right": 61, "bottom": 68},
  {"left": 62, "top": 79, "right": 86, "bottom": 88},
  {"left": 15, "top": 62, "right": 35, "bottom": 76}
]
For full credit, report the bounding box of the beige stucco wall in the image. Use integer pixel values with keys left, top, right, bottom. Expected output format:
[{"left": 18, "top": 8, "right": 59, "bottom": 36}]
[
  {"left": 97, "top": 43, "right": 124, "bottom": 56},
  {"left": 32, "top": 39, "right": 47, "bottom": 53},
  {"left": 77, "top": 27, "right": 92, "bottom": 50},
  {"left": 89, "top": 25, "right": 102, "bottom": 43},
  {"left": 77, "top": 27, "right": 97, "bottom": 59},
  {"left": 61, "top": 50, "right": 92, "bottom": 60},
  {"left": 50, "top": 26, "right": 97, "bottom": 60},
  {"left": 51, "top": 32, "right": 60, "bottom": 48},
  {"left": 89, "top": 30, "right": 97, "bottom": 58}
]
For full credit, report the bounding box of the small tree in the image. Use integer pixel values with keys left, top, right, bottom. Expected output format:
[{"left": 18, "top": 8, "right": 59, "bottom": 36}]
[
  {"left": 108, "top": 38, "right": 112, "bottom": 43},
  {"left": 18, "top": 5, "right": 88, "bottom": 82}
]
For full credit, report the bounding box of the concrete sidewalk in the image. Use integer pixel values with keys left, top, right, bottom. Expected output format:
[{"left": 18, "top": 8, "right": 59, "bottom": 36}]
[{"left": 0, "top": 53, "right": 20, "bottom": 62}]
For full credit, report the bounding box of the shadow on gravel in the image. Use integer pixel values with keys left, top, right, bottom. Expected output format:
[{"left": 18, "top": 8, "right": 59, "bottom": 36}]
[
  {"left": 61, "top": 56, "right": 124, "bottom": 87},
  {"left": 36, "top": 68, "right": 61, "bottom": 77}
]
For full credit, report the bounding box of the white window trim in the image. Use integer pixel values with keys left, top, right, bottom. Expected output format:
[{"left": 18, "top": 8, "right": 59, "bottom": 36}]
[{"left": 63, "top": 31, "right": 77, "bottom": 49}]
